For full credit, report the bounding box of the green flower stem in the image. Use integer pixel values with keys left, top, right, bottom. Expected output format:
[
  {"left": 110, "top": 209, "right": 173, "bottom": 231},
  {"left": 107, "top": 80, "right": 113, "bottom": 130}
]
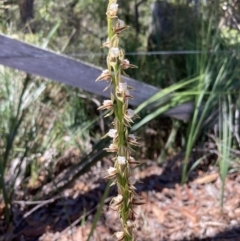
[
  {"left": 122, "top": 183, "right": 129, "bottom": 221},
  {"left": 107, "top": 17, "right": 113, "bottom": 40},
  {"left": 117, "top": 100, "right": 125, "bottom": 146},
  {"left": 118, "top": 171, "right": 132, "bottom": 241},
  {"left": 107, "top": 8, "right": 134, "bottom": 241},
  {"left": 113, "top": 64, "right": 132, "bottom": 239},
  {"left": 113, "top": 49, "right": 132, "bottom": 241}
]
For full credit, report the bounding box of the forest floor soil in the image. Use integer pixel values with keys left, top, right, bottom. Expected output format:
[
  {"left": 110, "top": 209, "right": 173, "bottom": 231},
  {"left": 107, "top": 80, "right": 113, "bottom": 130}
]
[{"left": 1, "top": 156, "right": 240, "bottom": 241}]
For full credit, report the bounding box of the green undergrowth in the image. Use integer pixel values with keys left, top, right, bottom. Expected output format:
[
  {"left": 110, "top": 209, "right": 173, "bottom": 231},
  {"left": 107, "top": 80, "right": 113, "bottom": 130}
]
[{"left": 0, "top": 66, "right": 103, "bottom": 225}]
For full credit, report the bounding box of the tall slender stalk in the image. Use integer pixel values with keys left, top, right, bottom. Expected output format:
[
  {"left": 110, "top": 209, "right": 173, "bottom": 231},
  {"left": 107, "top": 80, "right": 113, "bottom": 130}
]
[{"left": 96, "top": 1, "right": 144, "bottom": 240}]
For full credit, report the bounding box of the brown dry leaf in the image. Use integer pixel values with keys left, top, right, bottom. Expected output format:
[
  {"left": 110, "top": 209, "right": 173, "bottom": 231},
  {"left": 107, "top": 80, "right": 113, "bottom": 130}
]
[
  {"left": 224, "top": 197, "right": 240, "bottom": 212},
  {"left": 151, "top": 204, "right": 165, "bottom": 224},
  {"left": 73, "top": 226, "right": 89, "bottom": 241},
  {"left": 73, "top": 182, "right": 87, "bottom": 192},
  {"left": 194, "top": 173, "right": 218, "bottom": 184},
  {"left": 22, "top": 225, "right": 51, "bottom": 237},
  {"left": 234, "top": 208, "right": 240, "bottom": 215},
  {"left": 175, "top": 183, "right": 182, "bottom": 201},
  {"left": 180, "top": 207, "right": 198, "bottom": 224},
  {"left": 0, "top": 201, "right": 5, "bottom": 218},
  {"left": 184, "top": 185, "right": 194, "bottom": 201}
]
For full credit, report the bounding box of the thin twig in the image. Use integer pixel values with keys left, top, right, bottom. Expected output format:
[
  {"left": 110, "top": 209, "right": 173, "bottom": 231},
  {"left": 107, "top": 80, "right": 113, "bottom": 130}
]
[{"left": 15, "top": 196, "right": 60, "bottom": 222}]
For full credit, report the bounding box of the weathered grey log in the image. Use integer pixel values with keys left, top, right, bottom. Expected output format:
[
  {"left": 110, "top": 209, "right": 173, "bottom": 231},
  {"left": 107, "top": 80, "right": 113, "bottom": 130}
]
[{"left": 0, "top": 34, "right": 193, "bottom": 121}]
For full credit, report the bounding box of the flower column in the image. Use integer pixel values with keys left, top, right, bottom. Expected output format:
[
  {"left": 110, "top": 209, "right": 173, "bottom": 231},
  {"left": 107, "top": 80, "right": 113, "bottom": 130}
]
[{"left": 96, "top": 1, "right": 144, "bottom": 240}]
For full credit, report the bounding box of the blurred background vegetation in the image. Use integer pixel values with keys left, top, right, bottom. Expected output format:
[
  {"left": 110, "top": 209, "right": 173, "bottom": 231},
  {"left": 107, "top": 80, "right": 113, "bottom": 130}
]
[{"left": 0, "top": 0, "right": 240, "bottom": 224}]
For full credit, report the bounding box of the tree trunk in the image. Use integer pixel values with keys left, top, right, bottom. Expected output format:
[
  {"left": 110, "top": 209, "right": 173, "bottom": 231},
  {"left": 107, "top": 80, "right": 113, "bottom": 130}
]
[{"left": 18, "top": 0, "right": 34, "bottom": 24}]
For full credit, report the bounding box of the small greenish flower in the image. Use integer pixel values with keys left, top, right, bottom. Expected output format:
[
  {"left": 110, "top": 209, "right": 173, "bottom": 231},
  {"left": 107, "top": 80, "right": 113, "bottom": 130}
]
[
  {"left": 128, "top": 176, "right": 136, "bottom": 185},
  {"left": 128, "top": 176, "right": 137, "bottom": 192},
  {"left": 117, "top": 82, "right": 134, "bottom": 100},
  {"left": 126, "top": 219, "right": 135, "bottom": 228},
  {"left": 107, "top": 3, "right": 119, "bottom": 18},
  {"left": 128, "top": 156, "right": 140, "bottom": 165},
  {"left": 121, "top": 59, "right": 138, "bottom": 69},
  {"left": 126, "top": 109, "right": 135, "bottom": 118},
  {"left": 105, "top": 167, "right": 118, "bottom": 179},
  {"left": 132, "top": 196, "right": 145, "bottom": 206},
  {"left": 97, "top": 99, "right": 113, "bottom": 110},
  {"left": 108, "top": 47, "right": 120, "bottom": 68},
  {"left": 104, "top": 143, "right": 118, "bottom": 152},
  {"left": 114, "top": 231, "right": 125, "bottom": 241},
  {"left": 123, "top": 109, "right": 135, "bottom": 126},
  {"left": 117, "top": 156, "right": 126, "bottom": 165},
  {"left": 114, "top": 19, "right": 128, "bottom": 35},
  {"left": 128, "top": 134, "right": 136, "bottom": 141},
  {"left": 102, "top": 128, "right": 118, "bottom": 139},
  {"left": 110, "top": 194, "right": 123, "bottom": 210},
  {"left": 102, "top": 37, "right": 111, "bottom": 48},
  {"left": 108, "top": 129, "right": 117, "bottom": 138},
  {"left": 117, "top": 19, "right": 125, "bottom": 27},
  {"left": 127, "top": 134, "right": 140, "bottom": 146},
  {"left": 109, "top": 47, "right": 120, "bottom": 58},
  {"left": 124, "top": 109, "right": 140, "bottom": 126},
  {"left": 109, "top": 47, "right": 120, "bottom": 66},
  {"left": 118, "top": 82, "right": 128, "bottom": 93},
  {"left": 96, "top": 69, "right": 112, "bottom": 82},
  {"left": 124, "top": 89, "right": 133, "bottom": 99}
]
